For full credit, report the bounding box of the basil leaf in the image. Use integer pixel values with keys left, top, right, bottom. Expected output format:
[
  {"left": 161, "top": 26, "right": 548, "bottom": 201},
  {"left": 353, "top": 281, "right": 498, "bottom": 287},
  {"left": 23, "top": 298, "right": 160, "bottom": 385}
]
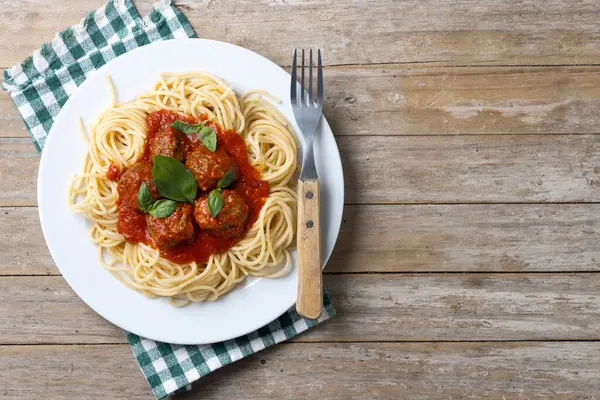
[
  {"left": 137, "top": 182, "right": 154, "bottom": 212},
  {"left": 152, "top": 155, "right": 198, "bottom": 203},
  {"left": 170, "top": 120, "right": 208, "bottom": 135},
  {"left": 148, "top": 199, "right": 178, "bottom": 218},
  {"left": 198, "top": 126, "right": 217, "bottom": 152},
  {"left": 208, "top": 189, "right": 223, "bottom": 218},
  {"left": 171, "top": 119, "right": 217, "bottom": 152},
  {"left": 218, "top": 168, "right": 237, "bottom": 189}
]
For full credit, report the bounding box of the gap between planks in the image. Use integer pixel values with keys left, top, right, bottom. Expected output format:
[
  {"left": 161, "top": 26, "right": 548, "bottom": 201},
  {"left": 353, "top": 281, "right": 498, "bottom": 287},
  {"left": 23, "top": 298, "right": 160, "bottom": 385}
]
[{"left": 4, "top": 339, "right": 600, "bottom": 347}]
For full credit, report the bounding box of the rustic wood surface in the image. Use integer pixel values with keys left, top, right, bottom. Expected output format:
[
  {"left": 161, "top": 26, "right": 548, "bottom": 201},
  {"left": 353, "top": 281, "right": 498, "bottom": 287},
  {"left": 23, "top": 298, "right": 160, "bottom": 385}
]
[
  {"left": 4, "top": 274, "right": 600, "bottom": 344},
  {"left": 3, "top": 342, "right": 600, "bottom": 399},
  {"left": 1, "top": 0, "right": 600, "bottom": 399}
]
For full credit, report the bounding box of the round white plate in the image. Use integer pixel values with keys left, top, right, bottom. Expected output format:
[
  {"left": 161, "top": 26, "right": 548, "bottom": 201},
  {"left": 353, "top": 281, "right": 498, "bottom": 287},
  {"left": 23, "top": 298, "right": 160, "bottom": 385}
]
[{"left": 38, "top": 39, "right": 344, "bottom": 344}]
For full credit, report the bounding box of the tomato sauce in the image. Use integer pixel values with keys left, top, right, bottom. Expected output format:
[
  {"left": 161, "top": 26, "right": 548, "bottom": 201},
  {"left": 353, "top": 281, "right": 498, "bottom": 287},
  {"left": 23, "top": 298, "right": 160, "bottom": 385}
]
[
  {"left": 117, "top": 205, "right": 150, "bottom": 243},
  {"left": 117, "top": 109, "right": 270, "bottom": 264},
  {"left": 106, "top": 163, "right": 119, "bottom": 181}
]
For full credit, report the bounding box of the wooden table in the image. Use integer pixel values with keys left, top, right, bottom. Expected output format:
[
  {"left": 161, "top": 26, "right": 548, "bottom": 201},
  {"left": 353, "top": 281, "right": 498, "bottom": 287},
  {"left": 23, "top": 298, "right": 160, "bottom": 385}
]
[{"left": 2, "top": 0, "right": 600, "bottom": 398}]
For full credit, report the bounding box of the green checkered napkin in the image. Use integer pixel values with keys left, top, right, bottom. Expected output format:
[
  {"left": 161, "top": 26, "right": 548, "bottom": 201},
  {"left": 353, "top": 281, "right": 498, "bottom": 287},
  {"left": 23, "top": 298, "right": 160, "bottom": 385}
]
[{"left": 2, "top": 0, "right": 336, "bottom": 398}]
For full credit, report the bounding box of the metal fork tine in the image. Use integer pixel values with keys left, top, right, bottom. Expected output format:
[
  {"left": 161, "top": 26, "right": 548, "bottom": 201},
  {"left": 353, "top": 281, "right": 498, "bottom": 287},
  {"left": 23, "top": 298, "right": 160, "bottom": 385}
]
[
  {"left": 301, "top": 49, "right": 305, "bottom": 105},
  {"left": 309, "top": 49, "right": 313, "bottom": 106},
  {"left": 290, "top": 49, "right": 297, "bottom": 105},
  {"left": 290, "top": 48, "right": 323, "bottom": 115},
  {"left": 317, "top": 49, "right": 323, "bottom": 105}
]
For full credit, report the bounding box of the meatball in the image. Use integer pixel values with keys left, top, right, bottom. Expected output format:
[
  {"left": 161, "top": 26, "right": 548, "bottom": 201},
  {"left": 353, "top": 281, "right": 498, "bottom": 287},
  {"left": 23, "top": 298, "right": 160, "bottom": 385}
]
[
  {"left": 149, "top": 127, "right": 184, "bottom": 161},
  {"left": 194, "top": 190, "right": 249, "bottom": 238},
  {"left": 185, "top": 147, "right": 236, "bottom": 191},
  {"left": 146, "top": 203, "right": 195, "bottom": 248},
  {"left": 117, "top": 162, "right": 159, "bottom": 210}
]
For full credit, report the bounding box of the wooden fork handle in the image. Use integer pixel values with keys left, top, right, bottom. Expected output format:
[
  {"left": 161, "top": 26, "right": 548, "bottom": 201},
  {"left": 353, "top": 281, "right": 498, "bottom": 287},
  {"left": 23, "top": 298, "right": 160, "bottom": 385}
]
[{"left": 296, "top": 179, "right": 322, "bottom": 319}]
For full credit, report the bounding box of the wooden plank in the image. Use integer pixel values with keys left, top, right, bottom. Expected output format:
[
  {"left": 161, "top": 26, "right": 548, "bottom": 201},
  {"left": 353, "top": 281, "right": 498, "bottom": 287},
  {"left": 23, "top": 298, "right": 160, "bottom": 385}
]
[
  {"left": 0, "top": 208, "right": 54, "bottom": 275},
  {"left": 2, "top": 0, "right": 600, "bottom": 68},
  {"left": 5, "top": 65, "right": 600, "bottom": 138},
  {"left": 179, "top": 342, "right": 600, "bottom": 399},
  {"left": 330, "top": 203, "right": 600, "bottom": 273},
  {"left": 320, "top": 273, "right": 600, "bottom": 342},
  {"left": 0, "top": 139, "right": 38, "bottom": 206},
  {"left": 4, "top": 203, "right": 600, "bottom": 276},
  {"left": 0, "top": 85, "right": 26, "bottom": 138},
  {"left": 340, "top": 134, "right": 600, "bottom": 203},
  {"left": 326, "top": 65, "right": 600, "bottom": 136},
  {"left": 3, "top": 135, "right": 600, "bottom": 206},
  {"left": 0, "top": 345, "right": 151, "bottom": 399},
  {"left": 2, "top": 342, "right": 600, "bottom": 399},
  {"left": 3, "top": 274, "right": 600, "bottom": 344}
]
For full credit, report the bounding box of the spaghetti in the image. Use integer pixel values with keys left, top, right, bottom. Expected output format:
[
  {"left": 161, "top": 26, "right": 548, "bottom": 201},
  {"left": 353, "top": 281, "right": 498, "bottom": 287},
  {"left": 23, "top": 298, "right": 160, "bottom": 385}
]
[{"left": 68, "top": 72, "right": 297, "bottom": 306}]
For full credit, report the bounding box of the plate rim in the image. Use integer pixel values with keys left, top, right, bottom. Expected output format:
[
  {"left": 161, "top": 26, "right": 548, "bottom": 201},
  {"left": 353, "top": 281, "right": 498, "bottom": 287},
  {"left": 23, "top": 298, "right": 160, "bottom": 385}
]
[{"left": 37, "top": 38, "right": 344, "bottom": 344}]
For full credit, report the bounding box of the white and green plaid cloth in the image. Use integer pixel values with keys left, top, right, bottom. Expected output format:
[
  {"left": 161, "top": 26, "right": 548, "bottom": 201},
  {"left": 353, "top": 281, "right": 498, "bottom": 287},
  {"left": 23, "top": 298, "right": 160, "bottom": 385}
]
[{"left": 2, "top": 1, "right": 336, "bottom": 398}]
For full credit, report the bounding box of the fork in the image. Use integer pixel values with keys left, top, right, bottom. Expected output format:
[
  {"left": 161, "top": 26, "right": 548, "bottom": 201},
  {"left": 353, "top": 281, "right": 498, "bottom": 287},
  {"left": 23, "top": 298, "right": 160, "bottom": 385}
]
[{"left": 291, "top": 48, "right": 323, "bottom": 319}]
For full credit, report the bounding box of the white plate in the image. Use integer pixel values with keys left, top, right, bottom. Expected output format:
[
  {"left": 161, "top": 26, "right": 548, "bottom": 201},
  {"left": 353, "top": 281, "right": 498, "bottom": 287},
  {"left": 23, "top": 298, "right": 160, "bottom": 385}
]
[{"left": 38, "top": 39, "right": 344, "bottom": 344}]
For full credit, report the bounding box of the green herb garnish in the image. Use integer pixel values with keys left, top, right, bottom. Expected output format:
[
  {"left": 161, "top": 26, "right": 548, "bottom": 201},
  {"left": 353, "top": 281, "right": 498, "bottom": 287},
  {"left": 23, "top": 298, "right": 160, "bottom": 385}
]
[
  {"left": 136, "top": 183, "right": 178, "bottom": 218},
  {"left": 218, "top": 168, "right": 237, "bottom": 189},
  {"left": 137, "top": 182, "right": 154, "bottom": 212},
  {"left": 147, "top": 199, "right": 178, "bottom": 218},
  {"left": 152, "top": 155, "right": 198, "bottom": 203},
  {"left": 208, "top": 190, "right": 224, "bottom": 218},
  {"left": 171, "top": 120, "right": 217, "bottom": 152},
  {"left": 170, "top": 120, "right": 208, "bottom": 135},
  {"left": 207, "top": 168, "right": 237, "bottom": 218}
]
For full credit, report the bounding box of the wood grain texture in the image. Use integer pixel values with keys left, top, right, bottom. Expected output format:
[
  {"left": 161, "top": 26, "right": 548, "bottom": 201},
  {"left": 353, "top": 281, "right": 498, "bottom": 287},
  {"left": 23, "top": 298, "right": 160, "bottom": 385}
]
[
  {"left": 325, "top": 65, "right": 600, "bottom": 136},
  {"left": 330, "top": 203, "right": 600, "bottom": 273},
  {"left": 3, "top": 135, "right": 600, "bottom": 206},
  {"left": 5, "top": 65, "right": 600, "bottom": 138},
  {"left": 1, "top": 0, "right": 600, "bottom": 68},
  {"left": 296, "top": 179, "right": 323, "bottom": 319},
  {"left": 0, "top": 208, "right": 54, "bottom": 275},
  {"left": 4, "top": 274, "right": 600, "bottom": 344},
  {"left": 3, "top": 204, "right": 600, "bottom": 276},
  {"left": 3, "top": 1, "right": 600, "bottom": 398},
  {"left": 341, "top": 134, "right": 600, "bottom": 204},
  {"left": 0, "top": 84, "right": 26, "bottom": 138},
  {"left": 0, "top": 345, "right": 151, "bottom": 399},
  {"left": 2, "top": 342, "right": 600, "bottom": 399},
  {"left": 0, "top": 139, "right": 38, "bottom": 206}
]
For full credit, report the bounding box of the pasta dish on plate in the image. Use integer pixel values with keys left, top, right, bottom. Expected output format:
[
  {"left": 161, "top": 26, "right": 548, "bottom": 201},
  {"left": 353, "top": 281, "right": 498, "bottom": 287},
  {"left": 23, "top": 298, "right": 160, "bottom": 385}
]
[{"left": 69, "top": 72, "right": 297, "bottom": 306}]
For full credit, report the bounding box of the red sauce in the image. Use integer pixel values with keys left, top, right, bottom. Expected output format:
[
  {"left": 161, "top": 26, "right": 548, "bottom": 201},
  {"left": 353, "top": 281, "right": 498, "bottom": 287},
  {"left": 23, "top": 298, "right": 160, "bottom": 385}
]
[
  {"left": 106, "top": 163, "right": 119, "bottom": 181},
  {"left": 117, "top": 109, "right": 270, "bottom": 264},
  {"left": 117, "top": 205, "right": 149, "bottom": 243}
]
